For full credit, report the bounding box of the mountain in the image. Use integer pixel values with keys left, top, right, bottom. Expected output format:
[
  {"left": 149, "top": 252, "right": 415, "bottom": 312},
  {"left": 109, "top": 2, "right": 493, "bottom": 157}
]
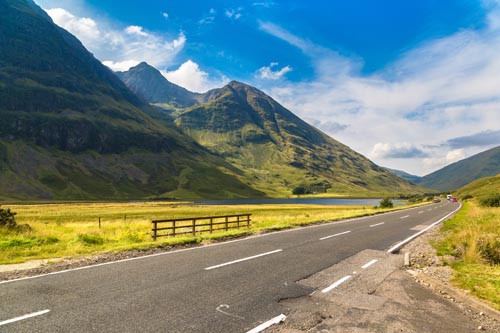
[
  {"left": 419, "top": 146, "right": 500, "bottom": 191},
  {"left": 116, "top": 62, "right": 200, "bottom": 108},
  {"left": 386, "top": 168, "right": 422, "bottom": 184},
  {"left": 170, "top": 81, "right": 420, "bottom": 196},
  {"left": 0, "top": 0, "right": 263, "bottom": 200},
  {"left": 454, "top": 173, "right": 500, "bottom": 201}
]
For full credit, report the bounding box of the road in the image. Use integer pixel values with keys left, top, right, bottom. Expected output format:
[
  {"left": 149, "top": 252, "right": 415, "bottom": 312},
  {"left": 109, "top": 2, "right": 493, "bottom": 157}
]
[{"left": 0, "top": 200, "right": 460, "bottom": 333}]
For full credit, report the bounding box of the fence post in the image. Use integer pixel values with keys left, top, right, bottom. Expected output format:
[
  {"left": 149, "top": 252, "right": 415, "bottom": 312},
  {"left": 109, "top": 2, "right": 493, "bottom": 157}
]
[
  {"left": 99, "top": 217, "right": 101, "bottom": 229},
  {"left": 172, "top": 220, "right": 176, "bottom": 237},
  {"left": 225, "top": 216, "right": 229, "bottom": 231},
  {"left": 152, "top": 221, "right": 157, "bottom": 241},
  {"left": 210, "top": 218, "right": 213, "bottom": 233},
  {"left": 192, "top": 218, "right": 196, "bottom": 236},
  {"left": 237, "top": 215, "right": 240, "bottom": 229},
  {"left": 247, "top": 214, "right": 250, "bottom": 229}
]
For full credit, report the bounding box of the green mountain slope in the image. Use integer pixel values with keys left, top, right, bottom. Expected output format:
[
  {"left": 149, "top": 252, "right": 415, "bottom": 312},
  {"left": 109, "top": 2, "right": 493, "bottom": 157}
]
[
  {"left": 172, "top": 81, "right": 420, "bottom": 196},
  {"left": 116, "top": 62, "right": 200, "bottom": 108},
  {"left": 0, "top": 0, "right": 263, "bottom": 200},
  {"left": 386, "top": 168, "right": 422, "bottom": 184},
  {"left": 454, "top": 173, "right": 500, "bottom": 200},
  {"left": 419, "top": 146, "right": 500, "bottom": 191}
]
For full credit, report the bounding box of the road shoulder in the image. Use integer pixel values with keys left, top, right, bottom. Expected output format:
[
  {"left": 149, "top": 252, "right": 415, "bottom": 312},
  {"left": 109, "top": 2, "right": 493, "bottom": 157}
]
[{"left": 268, "top": 231, "right": 500, "bottom": 332}]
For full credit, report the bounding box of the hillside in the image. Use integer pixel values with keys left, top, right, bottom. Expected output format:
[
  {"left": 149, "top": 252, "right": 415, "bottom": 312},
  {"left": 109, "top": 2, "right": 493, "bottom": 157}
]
[
  {"left": 453, "top": 173, "right": 500, "bottom": 200},
  {"left": 386, "top": 168, "right": 422, "bottom": 184},
  {"left": 116, "top": 62, "right": 200, "bottom": 108},
  {"left": 0, "top": 0, "right": 263, "bottom": 200},
  {"left": 419, "top": 146, "right": 500, "bottom": 191},
  {"left": 171, "top": 81, "right": 420, "bottom": 196},
  {"left": 117, "top": 64, "right": 422, "bottom": 196}
]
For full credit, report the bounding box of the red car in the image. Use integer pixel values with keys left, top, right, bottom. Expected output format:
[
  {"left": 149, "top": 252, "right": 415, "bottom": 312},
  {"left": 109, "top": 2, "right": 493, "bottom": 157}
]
[{"left": 451, "top": 197, "right": 458, "bottom": 202}]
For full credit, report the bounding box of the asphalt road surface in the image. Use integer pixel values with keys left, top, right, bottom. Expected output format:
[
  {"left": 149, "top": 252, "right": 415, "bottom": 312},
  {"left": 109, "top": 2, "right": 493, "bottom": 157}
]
[{"left": 0, "top": 200, "right": 460, "bottom": 333}]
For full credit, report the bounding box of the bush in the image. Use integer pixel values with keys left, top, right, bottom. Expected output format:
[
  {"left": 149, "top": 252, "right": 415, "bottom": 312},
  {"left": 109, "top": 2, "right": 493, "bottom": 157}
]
[
  {"left": 0, "top": 206, "right": 17, "bottom": 229},
  {"left": 292, "top": 186, "right": 307, "bottom": 195},
  {"left": 480, "top": 194, "right": 500, "bottom": 207},
  {"left": 462, "top": 194, "right": 473, "bottom": 201},
  {"left": 379, "top": 197, "right": 394, "bottom": 208}
]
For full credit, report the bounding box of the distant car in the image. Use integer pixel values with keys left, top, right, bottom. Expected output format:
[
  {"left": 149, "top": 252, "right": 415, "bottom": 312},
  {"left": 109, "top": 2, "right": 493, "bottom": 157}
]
[
  {"left": 447, "top": 194, "right": 452, "bottom": 200},
  {"left": 451, "top": 197, "right": 458, "bottom": 202}
]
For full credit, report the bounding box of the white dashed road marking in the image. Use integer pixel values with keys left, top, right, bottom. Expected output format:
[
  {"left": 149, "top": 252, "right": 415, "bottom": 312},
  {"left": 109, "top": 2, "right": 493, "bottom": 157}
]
[
  {"left": 0, "top": 310, "right": 50, "bottom": 327},
  {"left": 205, "top": 249, "right": 283, "bottom": 270},
  {"left": 319, "top": 230, "right": 351, "bottom": 241}
]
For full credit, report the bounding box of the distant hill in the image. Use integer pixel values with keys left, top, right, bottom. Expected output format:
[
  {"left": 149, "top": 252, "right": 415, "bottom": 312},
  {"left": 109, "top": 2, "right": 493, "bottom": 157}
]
[
  {"left": 419, "top": 146, "right": 500, "bottom": 191},
  {"left": 386, "top": 168, "right": 422, "bottom": 184},
  {"left": 454, "top": 174, "right": 500, "bottom": 200},
  {"left": 116, "top": 62, "right": 200, "bottom": 108},
  {"left": 117, "top": 70, "right": 423, "bottom": 197},
  {"left": 0, "top": 0, "right": 263, "bottom": 200}
]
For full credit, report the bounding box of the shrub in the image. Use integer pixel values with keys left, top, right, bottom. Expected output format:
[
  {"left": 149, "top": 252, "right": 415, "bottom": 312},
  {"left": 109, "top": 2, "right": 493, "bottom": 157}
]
[
  {"left": 379, "top": 197, "right": 394, "bottom": 208},
  {"left": 77, "top": 233, "right": 104, "bottom": 245},
  {"left": 0, "top": 206, "right": 17, "bottom": 229},
  {"left": 462, "top": 194, "right": 473, "bottom": 201},
  {"left": 292, "top": 186, "right": 307, "bottom": 195},
  {"left": 479, "top": 194, "right": 500, "bottom": 207}
]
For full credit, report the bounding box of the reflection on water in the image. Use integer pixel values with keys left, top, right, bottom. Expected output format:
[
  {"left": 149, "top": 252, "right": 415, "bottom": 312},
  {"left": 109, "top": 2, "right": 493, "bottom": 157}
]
[{"left": 196, "top": 198, "right": 405, "bottom": 206}]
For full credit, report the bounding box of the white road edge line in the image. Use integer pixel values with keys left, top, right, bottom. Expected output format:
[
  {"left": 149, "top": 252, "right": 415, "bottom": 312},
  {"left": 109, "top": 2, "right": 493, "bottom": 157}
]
[
  {"left": 246, "top": 314, "right": 287, "bottom": 333},
  {"left": 361, "top": 259, "right": 378, "bottom": 269},
  {"left": 387, "top": 203, "right": 462, "bottom": 253},
  {"left": 321, "top": 275, "right": 352, "bottom": 293},
  {"left": 369, "top": 222, "right": 384, "bottom": 227},
  {"left": 319, "top": 230, "right": 351, "bottom": 241},
  {"left": 205, "top": 249, "right": 283, "bottom": 270},
  {"left": 0, "top": 310, "right": 50, "bottom": 326},
  {"left": 0, "top": 202, "right": 434, "bottom": 285},
  {"left": 400, "top": 215, "right": 410, "bottom": 219}
]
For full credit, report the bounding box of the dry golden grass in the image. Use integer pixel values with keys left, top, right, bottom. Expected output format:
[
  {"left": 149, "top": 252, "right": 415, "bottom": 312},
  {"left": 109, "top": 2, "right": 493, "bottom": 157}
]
[{"left": 0, "top": 201, "right": 412, "bottom": 264}]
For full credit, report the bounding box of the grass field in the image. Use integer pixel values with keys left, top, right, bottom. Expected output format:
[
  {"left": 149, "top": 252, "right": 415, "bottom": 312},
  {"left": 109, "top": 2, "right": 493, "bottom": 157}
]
[
  {"left": 0, "top": 201, "right": 413, "bottom": 265},
  {"left": 434, "top": 202, "right": 500, "bottom": 310}
]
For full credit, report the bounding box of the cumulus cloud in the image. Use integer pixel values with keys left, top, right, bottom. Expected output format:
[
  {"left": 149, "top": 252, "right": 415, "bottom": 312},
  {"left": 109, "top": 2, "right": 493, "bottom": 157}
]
[
  {"left": 370, "top": 143, "right": 429, "bottom": 159},
  {"left": 162, "top": 12, "right": 169, "bottom": 19},
  {"left": 258, "top": 7, "right": 500, "bottom": 175},
  {"left": 423, "top": 149, "right": 467, "bottom": 171},
  {"left": 161, "top": 60, "right": 229, "bottom": 93},
  {"left": 257, "top": 62, "right": 292, "bottom": 80},
  {"left": 45, "top": 7, "right": 185, "bottom": 71}
]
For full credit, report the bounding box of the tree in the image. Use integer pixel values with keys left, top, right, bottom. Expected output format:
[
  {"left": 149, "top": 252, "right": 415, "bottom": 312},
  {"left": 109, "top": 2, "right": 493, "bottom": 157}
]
[
  {"left": 379, "top": 197, "right": 394, "bottom": 208},
  {"left": 292, "top": 186, "right": 307, "bottom": 195},
  {"left": 0, "top": 206, "right": 17, "bottom": 229}
]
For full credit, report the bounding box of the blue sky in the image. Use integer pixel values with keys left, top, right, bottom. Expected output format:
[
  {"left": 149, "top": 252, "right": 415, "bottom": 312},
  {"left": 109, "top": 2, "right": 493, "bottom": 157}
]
[{"left": 35, "top": 0, "right": 500, "bottom": 175}]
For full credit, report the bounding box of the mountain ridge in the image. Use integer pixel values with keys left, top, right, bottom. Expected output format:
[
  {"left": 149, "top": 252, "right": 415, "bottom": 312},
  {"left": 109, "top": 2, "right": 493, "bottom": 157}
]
[
  {"left": 418, "top": 146, "right": 500, "bottom": 191},
  {"left": 0, "top": 0, "right": 264, "bottom": 200},
  {"left": 118, "top": 64, "right": 422, "bottom": 196}
]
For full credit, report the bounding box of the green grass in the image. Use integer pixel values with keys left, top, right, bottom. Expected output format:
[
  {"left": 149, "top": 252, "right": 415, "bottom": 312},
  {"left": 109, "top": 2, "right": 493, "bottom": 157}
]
[
  {"left": 0, "top": 201, "right": 421, "bottom": 265},
  {"left": 434, "top": 201, "right": 500, "bottom": 310}
]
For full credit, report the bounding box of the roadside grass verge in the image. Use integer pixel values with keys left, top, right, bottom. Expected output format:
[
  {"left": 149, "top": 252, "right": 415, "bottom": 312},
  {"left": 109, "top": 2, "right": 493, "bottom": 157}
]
[
  {"left": 0, "top": 201, "right": 424, "bottom": 265},
  {"left": 434, "top": 202, "right": 500, "bottom": 310}
]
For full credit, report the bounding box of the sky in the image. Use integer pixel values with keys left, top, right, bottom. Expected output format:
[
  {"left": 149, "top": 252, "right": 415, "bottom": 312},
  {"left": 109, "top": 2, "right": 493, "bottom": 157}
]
[{"left": 34, "top": 0, "right": 500, "bottom": 176}]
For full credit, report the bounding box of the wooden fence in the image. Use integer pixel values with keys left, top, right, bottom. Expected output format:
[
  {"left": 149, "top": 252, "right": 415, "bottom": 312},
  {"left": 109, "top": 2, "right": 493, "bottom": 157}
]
[{"left": 151, "top": 214, "right": 251, "bottom": 240}]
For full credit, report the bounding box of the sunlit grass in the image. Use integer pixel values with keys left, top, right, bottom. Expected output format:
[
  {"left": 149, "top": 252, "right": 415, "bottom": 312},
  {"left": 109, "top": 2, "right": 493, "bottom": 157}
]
[
  {"left": 434, "top": 201, "right": 500, "bottom": 310},
  {"left": 0, "top": 201, "right": 420, "bottom": 265}
]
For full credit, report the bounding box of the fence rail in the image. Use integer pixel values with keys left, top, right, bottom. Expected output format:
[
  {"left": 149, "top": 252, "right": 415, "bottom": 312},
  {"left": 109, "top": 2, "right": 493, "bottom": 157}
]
[{"left": 152, "top": 214, "right": 251, "bottom": 240}]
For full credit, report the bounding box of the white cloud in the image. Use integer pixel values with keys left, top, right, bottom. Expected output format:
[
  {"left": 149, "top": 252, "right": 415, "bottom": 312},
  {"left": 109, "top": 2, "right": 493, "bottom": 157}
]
[
  {"left": 225, "top": 8, "right": 243, "bottom": 20},
  {"left": 257, "top": 62, "right": 292, "bottom": 80},
  {"left": 259, "top": 7, "right": 500, "bottom": 176},
  {"left": 125, "top": 25, "right": 148, "bottom": 37},
  {"left": 370, "top": 143, "right": 429, "bottom": 159},
  {"left": 44, "top": 7, "right": 185, "bottom": 71},
  {"left": 162, "top": 12, "right": 169, "bottom": 19},
  {"left": 161, "top": 60, "right": 229, "bottom": 93}
]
